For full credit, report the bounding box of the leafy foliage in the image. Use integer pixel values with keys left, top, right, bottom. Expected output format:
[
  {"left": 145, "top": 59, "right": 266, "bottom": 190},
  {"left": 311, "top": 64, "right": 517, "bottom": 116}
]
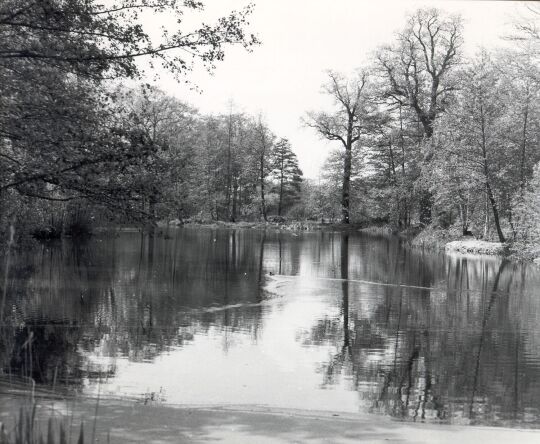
[
  {"left": 0, "top": 0, "right": 258, "bottom": 239},
  {"left": 305, "top": 6, "right": 540, "bottom": 247}
]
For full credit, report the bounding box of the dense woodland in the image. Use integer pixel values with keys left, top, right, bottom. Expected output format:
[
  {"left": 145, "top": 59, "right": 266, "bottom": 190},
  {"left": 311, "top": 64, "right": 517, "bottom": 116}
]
[
  {"left": 305, "top": 6, "right": 540, "bottom": 246},
  {"left": 1, "top": 1, "right": 540, "bottom": 248},
  {"left": 0, "top": 0, "right": 307, "bottom": 242}
]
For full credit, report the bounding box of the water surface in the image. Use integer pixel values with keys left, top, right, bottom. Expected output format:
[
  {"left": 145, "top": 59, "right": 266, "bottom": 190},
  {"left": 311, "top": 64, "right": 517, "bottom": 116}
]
[{"left": 1, "top": 228, "right": 539, "bottom": 428}]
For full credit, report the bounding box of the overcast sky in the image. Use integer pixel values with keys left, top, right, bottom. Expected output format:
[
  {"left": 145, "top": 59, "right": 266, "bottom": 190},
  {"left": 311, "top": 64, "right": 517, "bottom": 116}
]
[{"left": 152, "top": 0, "right": 529, "bottom": 178}]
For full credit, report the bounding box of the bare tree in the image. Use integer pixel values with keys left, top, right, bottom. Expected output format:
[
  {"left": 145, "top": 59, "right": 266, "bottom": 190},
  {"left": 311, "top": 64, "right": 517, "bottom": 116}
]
[{"left": 304, "top": 71, "right": 372, "bottom": 224}]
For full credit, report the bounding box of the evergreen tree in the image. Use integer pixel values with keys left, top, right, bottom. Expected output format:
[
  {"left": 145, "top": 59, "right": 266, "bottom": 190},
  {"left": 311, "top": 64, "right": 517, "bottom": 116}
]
[{"left": 270, "top": 139, "right": 303, "bottom": 216}]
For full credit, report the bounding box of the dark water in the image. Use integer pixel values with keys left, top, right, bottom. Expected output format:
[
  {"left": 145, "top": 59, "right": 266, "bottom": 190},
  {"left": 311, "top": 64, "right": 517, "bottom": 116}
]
[{"left": 1, "top": 228, "right": 540, "bottom": 428}]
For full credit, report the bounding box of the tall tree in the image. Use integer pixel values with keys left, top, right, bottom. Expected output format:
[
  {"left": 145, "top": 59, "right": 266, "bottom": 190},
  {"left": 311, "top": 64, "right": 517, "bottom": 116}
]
[
  {"left": 497, "top": 49, "right": 540, "bottom": 198},
  {"left": 376, "top": 8, "right": 462, "bottom": 138},
  {"left": 361, "top": 101, "right": 423, "bottom": 228},
  {"left": 376, "top": 8, "right": 463, "bottom": 225},
  {"left": 514, "top": 163, "right": 540, "bottom": 243},
  {"left": 270, "top": 139, "right": 303, "bottom": 216},
  {"left": 435, "top": 52, "right": 509, "bottom": 242},
  {"left": 253, "top": 117, "right": 274, "bottom": 221},
  {"left": 305, "top": 71, "right": 372, "bottom": 224},
  {"left": 123, "top": 86, "right": 199, "bottom": 221}
]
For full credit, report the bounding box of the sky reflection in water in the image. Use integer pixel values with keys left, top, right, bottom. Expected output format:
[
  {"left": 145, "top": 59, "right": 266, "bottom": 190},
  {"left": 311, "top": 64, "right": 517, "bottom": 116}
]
[{"left": 1, "top": 228, "right": 540, "bottom": 428}]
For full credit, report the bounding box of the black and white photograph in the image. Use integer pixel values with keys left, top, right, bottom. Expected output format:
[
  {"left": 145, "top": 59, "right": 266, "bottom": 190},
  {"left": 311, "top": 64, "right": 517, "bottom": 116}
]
[{"left": 1, "top": 0, "right": 540, "bottom": 442}]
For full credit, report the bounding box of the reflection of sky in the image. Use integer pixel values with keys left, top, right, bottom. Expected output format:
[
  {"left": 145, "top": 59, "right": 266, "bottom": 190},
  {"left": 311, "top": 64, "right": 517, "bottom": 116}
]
[
  {"left": 84, "top": 287, "right": 362, "bottom": 412},
  {"left": 5, "top": 229, "right": 540, "bottom": 428},
  {"left": 80, "top": 250, "right": 540, "bottom": 422}
]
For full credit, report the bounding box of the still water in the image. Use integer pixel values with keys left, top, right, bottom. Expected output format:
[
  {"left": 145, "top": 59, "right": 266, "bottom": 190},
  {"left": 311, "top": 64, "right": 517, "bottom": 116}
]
[{"left": 1, "top": 228, "right": 540, "bottom": 428}]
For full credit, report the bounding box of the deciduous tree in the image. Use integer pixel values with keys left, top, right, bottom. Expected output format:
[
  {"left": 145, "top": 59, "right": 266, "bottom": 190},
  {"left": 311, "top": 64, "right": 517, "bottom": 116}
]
[
  {"left": 376, "top": 8, "right": 463, "bottom": 225},
  {"left": 305, "top": 71, "right": 373, "bottom": 223}
]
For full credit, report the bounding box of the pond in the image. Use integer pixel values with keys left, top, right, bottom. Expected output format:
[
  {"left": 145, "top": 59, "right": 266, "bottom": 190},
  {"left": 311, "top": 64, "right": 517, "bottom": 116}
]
[{"left": 1, "top": 227, "right": 540, "bottom": 429}]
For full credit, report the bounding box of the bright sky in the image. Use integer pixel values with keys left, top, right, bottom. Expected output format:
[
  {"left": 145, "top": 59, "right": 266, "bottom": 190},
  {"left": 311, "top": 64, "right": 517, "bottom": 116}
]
[{"left": 152, "top": 0, "right": 529, "bottom": 178}]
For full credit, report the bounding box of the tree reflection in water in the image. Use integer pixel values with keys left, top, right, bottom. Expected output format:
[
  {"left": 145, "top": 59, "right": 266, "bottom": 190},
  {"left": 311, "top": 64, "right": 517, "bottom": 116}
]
[
  {"left": 0, "top": 229, "right": 268, "bottom": 392},
  {"left": 0, "top": 228, "right": 539, "bottom": 428},
  {"left": 306, "top": 233, "right": 540, "bottom": 427}
]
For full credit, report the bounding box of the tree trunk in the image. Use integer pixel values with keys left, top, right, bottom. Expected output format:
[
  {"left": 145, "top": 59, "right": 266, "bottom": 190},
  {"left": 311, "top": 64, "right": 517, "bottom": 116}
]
[
  {"left": 149, "top": 194, "right": 157, "bottom": 222},
  {"left": 278, "top": 158, "right": 284, "bottom": 216},
  {"left": 226, "top": 113, "right": 233, "bottom": 220},
  {"left": 483, "top": 191, "right": 489, "bottom": 239},
  {"left": 480, "top": 109, "right": 505, "bottom": 243},
  {"left": 419, "top": 115, "right": 434, "bottom": 226},
  {"left": 341, "top": 140, "right": 352, "bottom": 224},
  {"left": 486, "top": 181, "right": 505, "bottom": 243},
  {"left": 519, "top": 94, "right": 529, "bottom": 196},
  {"left": 460, "top": 201, "right": 470, "bottom": 235},
  {"left": 399, "top": 105, "right": 409, "bottom": 228},
  {"left": 388, "top": 137, "right": 401, "bottom": 225},
  {"left": 231, "top": 177, "right": 238, "bottom": 222},
  {"left": 260, "top": 154, "right": 267, "bottom": 221}
]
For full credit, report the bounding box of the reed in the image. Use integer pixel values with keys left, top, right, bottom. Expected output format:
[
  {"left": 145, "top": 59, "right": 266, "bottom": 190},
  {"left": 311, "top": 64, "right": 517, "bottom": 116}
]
[{"left": 0, "top": 405, "right": 85, "bottom": 444}]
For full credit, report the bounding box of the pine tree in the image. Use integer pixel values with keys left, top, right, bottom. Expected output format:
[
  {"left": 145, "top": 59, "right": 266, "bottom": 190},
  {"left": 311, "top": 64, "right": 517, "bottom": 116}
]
[{"left": 270, "top": 139, "right": 303, "bottom": 216}]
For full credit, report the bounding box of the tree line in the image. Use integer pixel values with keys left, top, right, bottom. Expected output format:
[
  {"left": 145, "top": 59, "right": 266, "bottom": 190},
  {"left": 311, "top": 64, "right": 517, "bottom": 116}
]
[
  {"left": 0, "top": 0, "right": 303, "bottom": 241},
  {"left": 2, "top": 2, "right": 539, "bottom": 246},
  {"left": 305, "top": 6, "right": 540, "bottom": 244},
  {"left": 118, "top": 89, "right": 303, "bottom": 224}
]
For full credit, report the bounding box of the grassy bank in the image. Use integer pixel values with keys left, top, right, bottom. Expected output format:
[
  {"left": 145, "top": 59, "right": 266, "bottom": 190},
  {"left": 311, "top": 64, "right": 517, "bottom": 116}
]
[{"left": 407, "top": 225, "right": 540, "bottom": 262}]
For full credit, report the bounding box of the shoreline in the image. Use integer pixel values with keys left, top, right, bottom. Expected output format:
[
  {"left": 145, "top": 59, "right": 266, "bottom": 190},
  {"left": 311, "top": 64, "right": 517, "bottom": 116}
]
[
  {"left": 104, "top": 221, "right": 540, "bottom": 264},
  {"left": 12, "top": 220, "right": 540, "bottom": 264},
  {"left": 170, "top": 219, "right": 369, "bottom": 232},
  {"left": 174, "top": 221, "right": 540, "bottom": 264},
  {"left": 2, "top": 397, "right": 540, "bottom": 443},
  {"left": 361, "top": 224, "right": 540, "bottom": 263}
]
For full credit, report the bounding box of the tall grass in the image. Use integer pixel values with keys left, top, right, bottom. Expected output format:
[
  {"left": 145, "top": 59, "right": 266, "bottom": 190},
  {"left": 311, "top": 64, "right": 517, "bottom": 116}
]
[{"left": 0, "top": 405, "right": 85, "bottom": 444}]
